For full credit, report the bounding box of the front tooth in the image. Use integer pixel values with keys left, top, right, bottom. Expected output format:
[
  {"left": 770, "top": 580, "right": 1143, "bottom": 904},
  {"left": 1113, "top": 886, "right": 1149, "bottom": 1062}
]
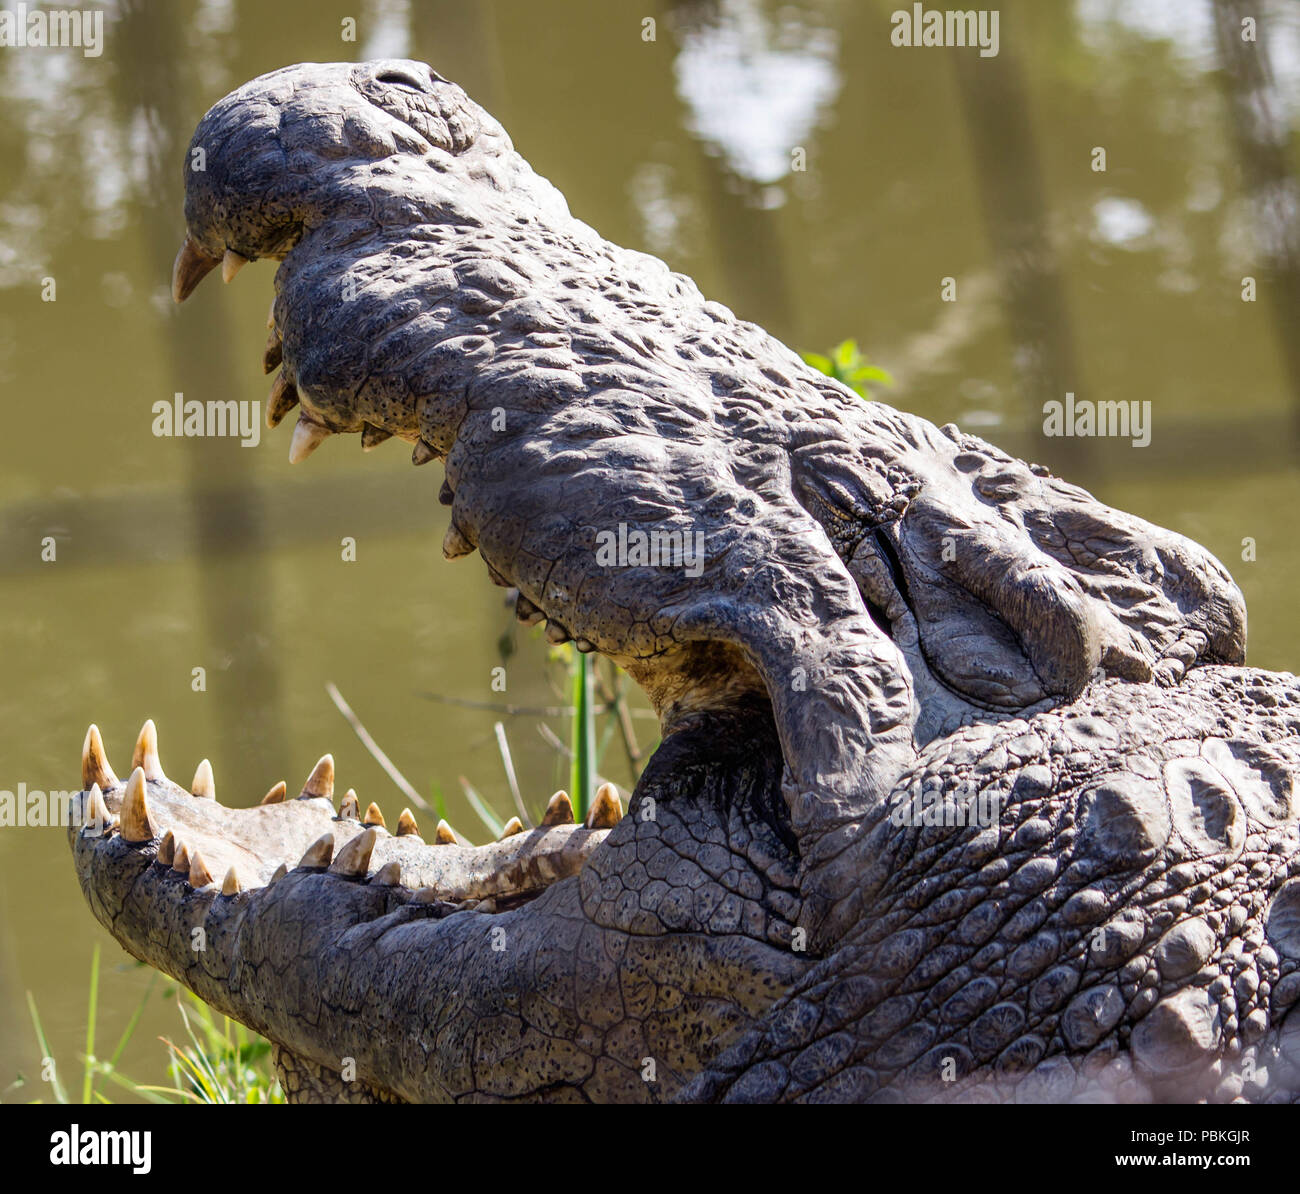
[
  {"left": 157, "top": 830, "right": 176, "bottom": 866},
  {"left": 299, "top": 755, "right": 334, "bottom": 800},
  {"left": 338, "top": 790, "right": 360, "bottom": 820},
  {"left": 221, "top": 249, "right": 249, "bottom": 283},
  {"left": 541, "top": 791, "right": 574, "bottom": 826},
  {"left": 191, "top": 758, "right": 216, "bottom": 800},
  {"left": 442, "top": 523, "right": 475, "bottom": 559},
  {"left": 498, "top": 816, "right": 525, "bottom": 839},
  {"left": 411, "top": 439, "right": 437, "bottom": 466},
  {"left": 220, "top": 867, "right": 242, "bottom": 896},
  {"left": 515, "top": 595, "right": 543, "bottom": 626},
  {"left": 262, "top": 331, "right": 283, "bottom": 375},
  {"left": 433, "top": 819, "right": 458, "bottom": 845},
  {"left": 329, "top": 827, "right": 377, "bottom": 877},
  {"left": 298, "top": 833, "right": 334, "bottom": 869},
  {"left": 289, "top": 413, "right": 331, "bottom": 463},
  {"left": 260, "top": 780, "right": 288, "bottom": 805},
  {"left": 361, "top": 423, "right": 393, "bottom": 452},
  {"left": 83, "top": 783, "right": 113, "bottom": 834},
  {"left": 82, "top": 724, "right": 118, "bottom": 790},
  {"left": 266, "top": 373, "right": 299, "bottom": 428},
  {"left": 586, "top": 783, "right": 624, "bottom": 829},
  {"left": 171, "top": 235, "right": 220, "bottom": 303},
  {"left": 120, "top": 767, "right": 157, "bottom": 843},
  {"left": 270, "top": 862, "right": 289, "bottom": 884},
  {"left": 172, "top": 841, "right": 191, "bottom": 874},
  {"left": 131, "top": 719, "right": 165, "bottom": 782},
  {"left": 363, "top": 802, "right": 386, "bottom": 829},
  {"left": 545, "top": 621, "right": 571, "bottom": 645},
  {"left": 189, "top": 851, "right": 215, "bottom": 887},
  {"left": 396, "top": 808, "right": 420, "bottom": 837}
]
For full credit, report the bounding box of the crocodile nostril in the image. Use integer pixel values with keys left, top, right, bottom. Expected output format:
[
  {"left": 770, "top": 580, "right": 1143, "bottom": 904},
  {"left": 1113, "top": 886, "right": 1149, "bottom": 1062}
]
[{"left": 376, "top": 70, "right": 423, "bottom": 91}]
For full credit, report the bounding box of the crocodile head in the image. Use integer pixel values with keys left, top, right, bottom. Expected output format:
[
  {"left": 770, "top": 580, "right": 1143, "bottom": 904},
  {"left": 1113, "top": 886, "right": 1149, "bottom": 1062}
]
[
  {"left": 65, "top": 62, "right": 1280, "bottom": 1103},
  {"left": 172, "top": 59, "right": 588, "bottom": 461}
]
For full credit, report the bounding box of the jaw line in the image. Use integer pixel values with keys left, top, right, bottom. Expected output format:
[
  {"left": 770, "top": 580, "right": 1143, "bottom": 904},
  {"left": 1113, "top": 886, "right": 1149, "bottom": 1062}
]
[{"left": 72, "top": 725, "right": 622, "bottom": 917}]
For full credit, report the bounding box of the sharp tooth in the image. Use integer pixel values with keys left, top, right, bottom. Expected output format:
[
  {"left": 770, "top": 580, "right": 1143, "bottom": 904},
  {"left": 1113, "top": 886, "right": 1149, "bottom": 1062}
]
[
  {"left": 120, "top": 767, "right": 157, "bottom": 843},
  {"left": 515, "top": 595, "right": 543, "bottom": 626},
  {"left": 171, "top": 235, "right": 220, "bottom": 302},
  {"left": 396, "top": 808, "right": 420, "bottom": 837},
  {"left": 433, "top": 819, "right": 458, "bottom": 845},
  {"left": 545, "top": 620, "right": 571, "bottom": 645},
  {"left": 83, "top": 783, "right": 112, "bottom": 834},
  {"left": 298, "top": 833, "right": 335, "bottom": 869},
  {"left": 363, "top": 802, "right": 386, "bottom": 828},
  {"left": 361, "top": 423, "right": 393, "bottom": 451},
  {"left": 266, "top": 374, "right": 299, "bottom": 428},
  {"left": 299, "top": 754, "right": 334, "bottom": 800},
  {"left": 586, "top": 783, "right": 624, "bottom": 829},
  {"left": 131, "top": 719, "right": 165, "bottom": 782},
  {"left": 442, "top": 523, "right": 475, "bottom": 559},
  {"left": 270, "top": 862, "right": 289, "bottom": 884},
  {"left": 289, "top": 413, "right": 331, "bottom": 463},
  {"left": 157, "top": 830, "right": 175, "bottom": 866},
  {"left": 220, "top": 867, "right": 242, "bottom": 896},
  {"left": 338, "top": 790, "right": 360, "bottom": 820},
  {"left": 82, "top": 724, "right": 118, "bottom": 790},
  {"left": 371, "top": 861, "right": 401, "bottom": 886},
  {"left": 260, "top": 780, "right": 287, "bottom": 805},
  {"left": 412, "top": 439, "right": 438, "bottom": 466},
  {"left": 329, "top": 827, "right": 377, "bottom": 877},
  {"left": 190, "top": 758, "right": 216, "bottom": 800},
  {"left": 540, "top": 790, "right": 574, "bottom": 826},
  {"left": 438, "top": 480, "right": 454, "bottom": 506},
  {"left": 221, "top": 248, "right": 250, "bottom": 283},
  {"left": 172, "top": 841, "right": 191, "bottom": 874},
  {"left": 262, "top": 332, "right": 283, "bottom": 375},
  {"left": 498, "top": 816, "right": 525, "bottom": 839},
  {"left": 189, "top": 850, "right": 215, "bottom": 887}
]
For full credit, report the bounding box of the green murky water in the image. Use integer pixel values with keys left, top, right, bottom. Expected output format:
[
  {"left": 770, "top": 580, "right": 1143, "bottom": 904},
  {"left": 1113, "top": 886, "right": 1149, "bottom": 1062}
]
[{"left": 1, "top": 0, "right": 1298, "bottom": 1097}]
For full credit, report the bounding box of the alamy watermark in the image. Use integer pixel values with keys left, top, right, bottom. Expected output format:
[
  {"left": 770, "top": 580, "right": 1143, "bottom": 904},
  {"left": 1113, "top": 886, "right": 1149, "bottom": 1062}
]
[
  {"left": 50, "top": 1125, "right": 151, "bottom": 1174},
  {"left": 595, "top": 522, "right": 706, "bottom": 578},
  {"left": 888, "top": 779, "right": 1002, "bottom": 828},
  {"left": 152, "top": 393, "right": 261, "bottom": 447},
  {"left": 0, "top": 782, "right": 79, "bottom": 827},
  {"left": 1042, "top": 391, "right": 1151, "bottom": 448},
  {"left": 0, "top": 4, "right": 103, "bottom": 57},
  {"left": 891, "top": 6, "right": 999, "bottom": 58}
]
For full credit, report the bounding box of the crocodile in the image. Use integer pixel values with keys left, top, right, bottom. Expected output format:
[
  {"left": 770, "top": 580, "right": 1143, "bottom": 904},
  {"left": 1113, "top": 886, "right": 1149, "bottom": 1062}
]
[{"left": 66, "top": 60, "right": 1300, "bottom": 1103}]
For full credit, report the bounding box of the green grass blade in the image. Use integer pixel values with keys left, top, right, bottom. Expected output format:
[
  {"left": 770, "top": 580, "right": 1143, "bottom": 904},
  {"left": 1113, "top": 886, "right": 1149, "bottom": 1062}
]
[
  {"left": 570, "top": 651, "right": 595, "bottom": 820},
  {"left": 82, "top": 944, "right": 100, "bottom": 1104},
  {"left": 25, "top": 991, "right": 67, "bottom": 1104},
  {"left": 458, "top": 776, "right": 501, "bottom": 839},
  {"left": 107, "top": 971, "right": 157, "bottom": 1073}
]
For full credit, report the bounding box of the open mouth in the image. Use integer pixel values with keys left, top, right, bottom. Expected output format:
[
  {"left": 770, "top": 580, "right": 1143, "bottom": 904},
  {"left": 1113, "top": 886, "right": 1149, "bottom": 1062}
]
[{"left": 72, "top": 721, "right": 623, "bottom": 918}]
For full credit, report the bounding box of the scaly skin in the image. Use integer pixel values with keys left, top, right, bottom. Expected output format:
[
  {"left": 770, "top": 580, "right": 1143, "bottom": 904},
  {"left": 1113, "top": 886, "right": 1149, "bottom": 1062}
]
[
  {"left": 65, "top": 61, "right": 1297, "bottom": 1103},
  {"left": 687, "top": 668, "right": 1300, "bottom": 1103}
]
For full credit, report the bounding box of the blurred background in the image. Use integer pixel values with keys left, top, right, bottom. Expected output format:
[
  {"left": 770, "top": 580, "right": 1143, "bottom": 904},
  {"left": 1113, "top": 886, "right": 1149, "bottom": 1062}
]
[{"left": 1, "top": 0, "right": 1298, "bottom": 1097}]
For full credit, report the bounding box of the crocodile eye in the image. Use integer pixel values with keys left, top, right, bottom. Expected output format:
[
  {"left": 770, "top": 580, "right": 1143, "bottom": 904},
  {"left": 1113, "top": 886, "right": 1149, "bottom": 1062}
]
[{"left": 376, "top": 70, "right": 423, "bottom": 91}]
